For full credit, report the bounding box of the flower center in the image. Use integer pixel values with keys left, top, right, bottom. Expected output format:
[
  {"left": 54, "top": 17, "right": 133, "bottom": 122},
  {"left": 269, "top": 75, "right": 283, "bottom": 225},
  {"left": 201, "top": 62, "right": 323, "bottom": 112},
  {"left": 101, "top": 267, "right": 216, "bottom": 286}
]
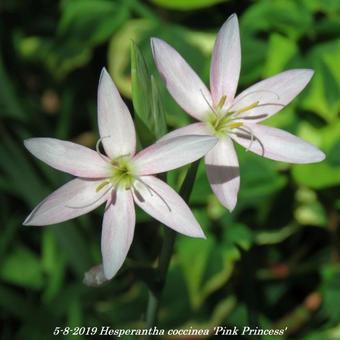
[
  {"left": 207, "top": 112, "right": 243, "bottom": 138},
  {"left": 203, "top": 94, "right": 261, "bottom": 139},
  {"left": 95, "top": 155, "right": 136, "bottom": 193},
  {"left": 109, "top": 156, "right": 136, "bottom": 189}
]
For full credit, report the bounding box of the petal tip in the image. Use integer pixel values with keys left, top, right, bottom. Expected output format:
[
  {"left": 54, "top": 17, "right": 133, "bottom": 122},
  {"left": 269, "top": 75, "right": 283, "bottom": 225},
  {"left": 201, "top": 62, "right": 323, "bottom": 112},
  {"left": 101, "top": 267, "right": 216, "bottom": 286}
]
[
  {"left": 23, "top": 215, "right": 33, "bottom": 226},
  {"left": 190, "top": 225, "right": 206, "bottom": 239},
  {"left": 103, "top": 265, "right": 115, "bottom": 280},
  {"left": 228, "top": 13, "right": 238, "bottom": 21},
  {"left": 99, "top": 67, "right": 110, "bottom": 81},
  {"left": 314, "top": 150, "right": 326, "bottom": 163},
  {"left": 23, "top": 138, "right": 34, "bottom": 149}
]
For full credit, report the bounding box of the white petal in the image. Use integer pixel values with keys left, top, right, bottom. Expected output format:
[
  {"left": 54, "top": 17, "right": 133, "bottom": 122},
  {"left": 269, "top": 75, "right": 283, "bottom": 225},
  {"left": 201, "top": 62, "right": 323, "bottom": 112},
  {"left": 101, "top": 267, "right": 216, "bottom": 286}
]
[
  {"left": 134, "top": 135, "right": 217, "bottom": 175},
  {"left": 98, "top": 68, "right": 136, "bottom": 158},
  {"left": 210, "top": 14, "right": 241, "bottom": 108},
  {"left": 151, "top": 37, "right": 212, "bottom": 121},
  {"left": 158, "top": 122, "right": 211, "bottom": 142},
  {"left": 101, "top": 189, "right": 135, "bottom": 279},
  {"left": 232, "top": 124, "right": 325, "bottom": 163},
  {"left": 133, "top": 176, "right": 205, "bottom": 238},
  {"left": 23, "top": 178, "right": 110, "bottom": 226},
  {"left": 24, "top": 138, "right": 111, "bottom": 178},
  {"left": 205, "top": 137, "right": 240, "bottom": 211},
  {"left": 232, "top": 69, "right": 314, "bottom": 122}
]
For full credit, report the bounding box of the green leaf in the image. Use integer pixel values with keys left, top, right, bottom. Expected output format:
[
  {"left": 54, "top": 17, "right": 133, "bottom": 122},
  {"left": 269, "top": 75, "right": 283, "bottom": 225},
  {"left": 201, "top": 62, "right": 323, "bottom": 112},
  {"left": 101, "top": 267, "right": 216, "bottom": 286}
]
[
  {"left": 238, "top": 150, "right": 287, "bottom": 206},
  {"left": 301, "top": 40, "right": 340, "bottom": 122},
  {"left": 131, "top": 41, "right": 166, "bottom": 145},
  {"left": 223, "top": 223, "right": 253, "bottom": 251},
  {"left": 0, "top": 53, "right": 26, "bottom": 121},
  {"left": 264, "top": 33, "right": 298, "bottom": 77},
  {"left": 0, "top": 246, "right": 44, "bottom": 289},
  {"left": 150, "top": 75, "right": 167, "bottom": 138},
  {"left": 59, "top": 0, "right": 129, "bottom": 45},
  {"left": 151, "top": 0, "right": 226, "bottom": 11},
  {"left": 241, "top": 0, "right": 313, "bottom": 40},
  {"left": 292, "top": 121, "right": 340, "bottom": 189},
  {"left": 320, "top": 264, "right": 340, "bottom": 324},
  {"left": 177, "top": 225, "right": 252, "bottom": 309}
]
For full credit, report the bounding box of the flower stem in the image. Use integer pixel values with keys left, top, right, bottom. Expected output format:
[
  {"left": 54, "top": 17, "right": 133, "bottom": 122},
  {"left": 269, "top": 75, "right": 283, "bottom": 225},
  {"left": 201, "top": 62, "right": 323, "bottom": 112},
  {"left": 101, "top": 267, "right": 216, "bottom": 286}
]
[{"left": 145, "top": 161, "right": 199, "bottom": 331}]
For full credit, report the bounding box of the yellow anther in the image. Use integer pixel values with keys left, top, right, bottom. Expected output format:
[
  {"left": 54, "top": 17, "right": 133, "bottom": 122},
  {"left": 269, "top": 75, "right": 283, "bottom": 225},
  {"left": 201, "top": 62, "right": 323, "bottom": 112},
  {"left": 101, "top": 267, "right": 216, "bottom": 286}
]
[
  {"left": 228, "top": 122, "right": 243, "bottom": 129},
  {"left": 96, "top": 180, "right": 110, "bottom": 193},
  {"left": 236, "top": 101, "right": 259, "bottom": 114},
  {"left": 216, "top": 95, "right": 227, "bottom": 111}
]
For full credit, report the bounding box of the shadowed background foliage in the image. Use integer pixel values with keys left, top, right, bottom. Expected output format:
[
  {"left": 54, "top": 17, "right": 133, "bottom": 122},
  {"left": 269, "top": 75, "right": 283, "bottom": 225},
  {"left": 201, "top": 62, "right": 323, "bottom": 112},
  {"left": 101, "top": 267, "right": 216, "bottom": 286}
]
[{"left": 1, "top": 0, "right": 340, "bottom": 339}]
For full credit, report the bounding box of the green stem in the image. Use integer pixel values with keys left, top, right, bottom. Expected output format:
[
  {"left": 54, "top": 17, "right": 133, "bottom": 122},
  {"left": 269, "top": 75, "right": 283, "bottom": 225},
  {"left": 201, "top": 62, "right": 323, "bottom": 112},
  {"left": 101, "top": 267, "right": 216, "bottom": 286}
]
[{"left": 145, "top": 161, "right": 199, "bottom": 332}]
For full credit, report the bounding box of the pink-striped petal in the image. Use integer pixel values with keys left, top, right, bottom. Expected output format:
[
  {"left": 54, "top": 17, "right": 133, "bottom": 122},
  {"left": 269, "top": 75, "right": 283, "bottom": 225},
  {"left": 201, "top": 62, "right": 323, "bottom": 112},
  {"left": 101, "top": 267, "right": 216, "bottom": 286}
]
[
  {"left": 151, "top": 38, "right": 212, "bottom": 121},
  {"left": 101, "top": 189, "right": 135, "bottom": 279},
  {"left": 133, "top": 176, "right": 205, "bottom": 238},
  {"left": 158, "top": 122, "right": 211, "bottom": 142},
  {"left": 232, "top": 69, "right": 314, "bottom": 122},
  {"left": 24, "top": 138, "right": 111, "bottom": 178},
  {"left": 205, "top": 137, "right": 240, "bottom": 211},
  {"left": 98, "top": 68, "right": 136, "bottom": 158},
  {"left": 134, "top": 135, "right": 217, "bottom": 176},
  {"left": 23, "top": 178, "right": 109, "bottom": 226},
  {"left": 210, "top": 14, "right": 241, "bottom": 108},
  {"left": 232, "top": 124, "right": 325, "bottom": 163}
]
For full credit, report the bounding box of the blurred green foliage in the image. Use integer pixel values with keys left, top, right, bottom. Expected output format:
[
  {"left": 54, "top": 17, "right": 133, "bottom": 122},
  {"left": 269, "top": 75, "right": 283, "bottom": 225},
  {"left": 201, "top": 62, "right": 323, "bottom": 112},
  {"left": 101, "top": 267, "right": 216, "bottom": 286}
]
[{"left": 1, "top": 0, "right": 340, "bottom": 339}]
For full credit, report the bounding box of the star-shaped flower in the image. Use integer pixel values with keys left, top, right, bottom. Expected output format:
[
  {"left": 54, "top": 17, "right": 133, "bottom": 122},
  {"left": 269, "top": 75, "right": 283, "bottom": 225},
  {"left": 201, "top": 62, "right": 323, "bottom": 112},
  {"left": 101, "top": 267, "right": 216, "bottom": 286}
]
[
  {"left": 23, "top": 69, "right": 217, "bottom": 279},
  {"left": 151, "top": 14, "right": 325, "bottom": 211}
]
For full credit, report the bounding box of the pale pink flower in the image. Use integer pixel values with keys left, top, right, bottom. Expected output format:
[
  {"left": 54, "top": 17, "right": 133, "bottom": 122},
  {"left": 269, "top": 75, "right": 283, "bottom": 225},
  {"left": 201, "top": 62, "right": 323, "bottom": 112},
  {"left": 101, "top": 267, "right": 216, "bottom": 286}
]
[
  {"left": 151, "top": 14, "right": 325, "bottom": 212},
  {"left": 23, "top": 69, "right": 217, "bottom": 279}
]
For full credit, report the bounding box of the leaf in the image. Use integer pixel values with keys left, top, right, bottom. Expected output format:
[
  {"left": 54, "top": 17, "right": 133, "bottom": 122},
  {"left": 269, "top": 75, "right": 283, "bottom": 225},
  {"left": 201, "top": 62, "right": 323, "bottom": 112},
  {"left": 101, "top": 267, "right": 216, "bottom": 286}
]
[
  {"left": 0, "top": 53, "right": 26, "bottom": 121},
  {"left": 58, "top": 0, "right": 129, "bottom": 46},
  {"left": 241, "top": 0, "right": 313, "bottom": 40},
  {"left": 292, "top": 121, "right": 340, "bottom": 189},
  {"left": 223, "top": 223, "right": 253, "bottom": 251},
  {"left": 150, "top": 75, "right": 167, "bottom": 138},
  {"left": 0, "top": 246, "right": 44, "bottom": 289},
  {"left": 131, "top": 41, "right": 166, "bottom": 145},
  {"left": 177, "top": 225, "right": 253, "bottom": 309},
  {"left": 42, "top": 229, "right": 66, "bottom": 301},
  {"left": 238, "top": 149, "right": 287, "bottom": 207},
  {"left": 320, "top": 264, "right": 340, "bottom": 324},
  {"left": 301, "top": 39, "right": 340, "bottom": 123},
  {"left": 264, "top": 33, "right": 298, "bottom": 77},
  {"left": 151, "top": 0, "right": 226, "bottom": 11}
]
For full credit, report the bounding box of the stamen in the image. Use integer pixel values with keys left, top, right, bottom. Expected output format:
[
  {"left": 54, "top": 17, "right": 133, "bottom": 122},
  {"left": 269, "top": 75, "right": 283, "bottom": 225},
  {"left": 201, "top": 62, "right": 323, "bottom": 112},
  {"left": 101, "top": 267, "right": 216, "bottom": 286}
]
[
  {"left": 228, "top": 122, "right": 243, "bottom": 129},
  {"left": 235, "top": 126, "right": 265, "bottom": 156},
  {"left": 238, "top": 113, "right": 269, "bottom": 120},
  {"left": 254, "top": 102, "right": 284, "bottom": 109},
  {"left": 66, "top": 184, "right": 113, "bottom": 209},
  {"left": 229, "top": 89, "right": 280, "bottom": 112},
  {"left": 96, "top": 180, "right": 110, "bottom": 193},
  {"left": 132, "top": 184, "right": 144, "bottom": 202},
  {"left": 105, "top": 190, "right": 116, "bottom": 211},
  {"left": 136, "top": 177, "right": 171, "bottom": 212},
  {"left": 235, "top": 101, "right": 259, "bottom": 114},
  {"left": 200, "top": 89, "right": 217, "bottom": 116},
  {"left": 96, "top": 136, "right": 111, "bottom": 162},
  {"left": 216, "top": 95, "right": 227, "bottom": 111},
  {"left": 237, "top": 126, "right": 255, "bottom": 152}
]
